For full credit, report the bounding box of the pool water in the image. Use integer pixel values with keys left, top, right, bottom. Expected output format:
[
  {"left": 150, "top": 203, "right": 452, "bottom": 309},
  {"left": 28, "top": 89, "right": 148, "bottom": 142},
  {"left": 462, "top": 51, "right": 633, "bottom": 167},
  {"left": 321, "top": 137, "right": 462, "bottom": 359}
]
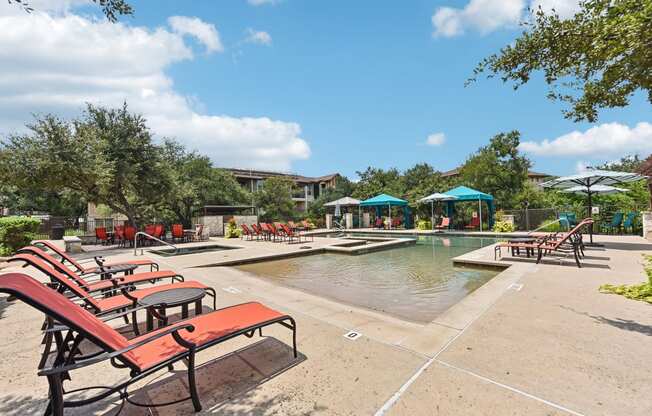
[
  {"left": 236, "top": 235, "right": 499, "bottom": 323},
  {"left": 151, "top": 244, "right": 237, "bottom": 257}
]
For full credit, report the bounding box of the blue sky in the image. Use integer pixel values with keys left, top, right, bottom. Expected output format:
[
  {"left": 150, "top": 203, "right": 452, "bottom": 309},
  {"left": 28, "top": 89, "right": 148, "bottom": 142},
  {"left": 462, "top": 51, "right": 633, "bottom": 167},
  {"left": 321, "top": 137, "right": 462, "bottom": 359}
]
[{"left": 1, "top": 0, "right": 650, "bottom": 179}]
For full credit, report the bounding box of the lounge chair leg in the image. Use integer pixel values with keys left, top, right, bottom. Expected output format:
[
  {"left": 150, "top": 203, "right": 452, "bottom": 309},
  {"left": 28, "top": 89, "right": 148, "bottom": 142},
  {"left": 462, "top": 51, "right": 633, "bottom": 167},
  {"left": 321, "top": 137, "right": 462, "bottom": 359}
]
[
  {"left": 536, "top": 249, "right": 543, "bottom": 264},
  {"left": 187, "top": 350, "right": 202, "bottom": 411},
  {"left": 46, "top": 374, "right": 64, "bottom": 416},
  {"left": 574, "top": 247, "right": 582, "bottom": 268},
  {"left": 290, "top": 318, "right": 298, "bottom": 358},
  {"left": 259, "top": 327, "right": 263, "bottom": 337}
]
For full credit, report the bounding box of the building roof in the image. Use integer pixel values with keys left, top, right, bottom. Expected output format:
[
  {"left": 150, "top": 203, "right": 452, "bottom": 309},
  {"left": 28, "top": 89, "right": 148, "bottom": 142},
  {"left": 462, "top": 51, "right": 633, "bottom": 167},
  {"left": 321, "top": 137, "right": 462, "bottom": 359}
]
[{"left": 222, "top": 168, "right": 339, "bottom": 184}]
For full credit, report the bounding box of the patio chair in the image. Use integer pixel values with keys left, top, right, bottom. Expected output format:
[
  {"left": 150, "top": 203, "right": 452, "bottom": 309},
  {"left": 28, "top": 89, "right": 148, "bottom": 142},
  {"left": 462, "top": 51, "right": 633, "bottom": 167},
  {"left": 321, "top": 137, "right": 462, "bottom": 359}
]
[
  {"left": 266, "top": 223, "right": 285, "bottom": 242},
  {"left": 251, "top": 223, "right": 266, "bottom": 240},
  {"left": 31, "top": 240, "right": 159, "bottom": 274},
  {"left": 240, "top": 224, "right": 254, "bottom": 240},
  {"left": 124, "top": 225, "right": 137, "bottom": 247},
  {"left": 301, "top": 220, "right": 314, "bottom": 230},
  {"left": 154, "top": 224, "right": 165, "bottom": 240},
  {"left": 602, "top": 212, "right": 624, "bottom": 234},
  {"left": 496, "top": 219, "right": 592, "bottom": 268},
  {"left": 0, "top": 272, "right": 297, "bottom": 416},
  {"left": 464, "top": 216, "right": 480, "bottom": 230},
  {"left": 95, "top": 227, "right": 110, "bottom": 245},
  {"left": 7, "top": 254, "right": 216, "bottom": 326},
  {"left": 623, "top": 212, "right": 638, "bottom": 234},
  {"left": 391, "top": 218, "right": 401, "bottom": 228},
  {"left": 434, "top": 217, "right": 450, "bottom": 231},
  {"left": 374, "top": 217, "right": 384, "bottom": 229},
  {"left": 280, "top": 224, "right": 313, "bottom": 243},
  {"left": 113, "top": 225, "right": 125, "bottom": 248},
  {"left": 172, "top": 223, "right": 185, "bottom": 243},
  {"left": 558, "top": 212, "right": 577, "bottom": 230},
  {"left": 13, "top": 249, "right": 183, "bottom": 294}
]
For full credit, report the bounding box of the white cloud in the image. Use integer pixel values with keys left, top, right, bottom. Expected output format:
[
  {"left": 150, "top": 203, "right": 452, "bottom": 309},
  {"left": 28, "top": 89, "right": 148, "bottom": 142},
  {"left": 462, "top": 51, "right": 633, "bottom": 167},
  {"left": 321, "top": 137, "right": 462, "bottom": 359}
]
[
  {"left": 519, "top": 122, "right": 652, "bottom": 157},
  {"left": 431, "top": 0, "right": 580, "bottom": 38},
  {"left": 0, "top": 4, "right": 310, "bottom": 171},
  {"left": 432, "top": 0, "right": 525, "bottom": 38},
  {"left": 168, "top": 16, "right": 223, "bottom": 53},
  {"left": 245, "top": 28, "right": 272, "bottom": 45},
  {"left": 426, "top": 132, "right": 446, "bottom": 146},
  {"left": 247, "top": 0, "right": 278, "bottom": 6}
]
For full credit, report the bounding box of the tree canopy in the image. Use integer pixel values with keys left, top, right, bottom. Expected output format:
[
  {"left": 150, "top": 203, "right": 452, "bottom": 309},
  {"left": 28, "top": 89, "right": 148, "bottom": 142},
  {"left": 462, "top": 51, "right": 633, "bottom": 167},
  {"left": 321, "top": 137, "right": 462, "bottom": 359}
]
[
  {"left": 254, "top": 176, "right": 297, "bottom": 222},
  {"left": 470, "top": 0, "right": 652, "bottom": 122},
  {"left": 460, "top": 131, "right": 531, "bottom": 209}
]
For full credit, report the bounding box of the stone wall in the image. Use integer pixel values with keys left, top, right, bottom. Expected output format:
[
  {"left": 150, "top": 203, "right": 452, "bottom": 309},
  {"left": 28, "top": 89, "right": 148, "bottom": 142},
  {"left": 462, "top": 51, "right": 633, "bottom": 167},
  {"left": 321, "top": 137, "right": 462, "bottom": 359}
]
[{"left": 196, "top": 215, "right": 224, "bottom": 237}]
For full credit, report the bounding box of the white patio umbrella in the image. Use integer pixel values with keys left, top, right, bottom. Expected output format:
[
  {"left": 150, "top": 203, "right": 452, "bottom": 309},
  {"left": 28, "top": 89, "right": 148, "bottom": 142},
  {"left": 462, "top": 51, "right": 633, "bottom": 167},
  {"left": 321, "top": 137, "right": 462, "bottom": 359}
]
[
  {"left": 561, "top": 184, "right": 629, "bottom": 195},
  {"left": 418, "top": 193, "right": 458, "bottom": 230},
  {"left": 541, "top": 170, "right": 646, "bottom": 244}
]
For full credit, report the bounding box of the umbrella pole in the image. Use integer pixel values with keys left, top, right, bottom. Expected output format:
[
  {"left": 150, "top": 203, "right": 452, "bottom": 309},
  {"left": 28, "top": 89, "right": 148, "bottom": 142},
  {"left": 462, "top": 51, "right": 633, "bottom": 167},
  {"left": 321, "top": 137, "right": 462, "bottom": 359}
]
[
  {"left": 588, "top": 191, "right": 594, "bottom": 244},
  {"left": 431, "top": 201, "right": 434, "bottom": 231},
  {"left": 388, "top": 203, "right": 391, "bottom": 230}
]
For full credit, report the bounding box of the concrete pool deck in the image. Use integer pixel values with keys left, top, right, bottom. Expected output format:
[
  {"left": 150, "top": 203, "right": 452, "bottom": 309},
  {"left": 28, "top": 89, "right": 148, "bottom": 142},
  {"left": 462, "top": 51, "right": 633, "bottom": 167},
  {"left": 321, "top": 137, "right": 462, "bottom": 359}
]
[{"left": 0, "top": 234, "right": 651, "bottom": 415}]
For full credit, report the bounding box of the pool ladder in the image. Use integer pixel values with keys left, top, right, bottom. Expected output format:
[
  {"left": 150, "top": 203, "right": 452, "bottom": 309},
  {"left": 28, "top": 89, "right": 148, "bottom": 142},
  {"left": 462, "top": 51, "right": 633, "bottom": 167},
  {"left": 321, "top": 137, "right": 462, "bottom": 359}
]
[{"left": 134, "top": 232, "right": 178, "bottom": 256}]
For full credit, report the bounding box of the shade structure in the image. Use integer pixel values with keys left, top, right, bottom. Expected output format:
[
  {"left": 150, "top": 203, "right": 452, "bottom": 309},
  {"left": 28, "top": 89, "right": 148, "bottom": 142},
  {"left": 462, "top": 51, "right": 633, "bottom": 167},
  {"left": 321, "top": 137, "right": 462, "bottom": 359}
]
[
  {"left": 360, "top": 194, "right": 410, "bottom": 229},
  {"left": 542, "top": 170, "right": 646, "bottom": 243},
  {"left": 324, "top": 197, "right": 361, "bottom": 207},
  {"left": 442, "top": 186, "right": 495, "bottom": 231},
  {"left": 562, "top": 184, "right": 629, "bottom": 195},
  {"left": 418, "top": 193, "right": 458, "bottom": 231}
]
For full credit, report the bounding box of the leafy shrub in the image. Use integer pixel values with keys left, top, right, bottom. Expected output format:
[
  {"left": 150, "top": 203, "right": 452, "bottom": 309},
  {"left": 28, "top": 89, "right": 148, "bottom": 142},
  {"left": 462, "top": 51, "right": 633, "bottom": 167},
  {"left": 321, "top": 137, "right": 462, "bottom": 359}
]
[
  {"left": 492, "top": 220, "right": 515, "bottom": 233},
  {"left": 600, "top": 255, "right": 652, "bottom": 303},
  {"left": 0, "top": 216, "right": 41, "bottom": 255},
  {"left": 416, "top": 219, "right": 431, "bottom": 230},
  {"left": 224, "top": 218, "right": 241, "bottom": 239}
]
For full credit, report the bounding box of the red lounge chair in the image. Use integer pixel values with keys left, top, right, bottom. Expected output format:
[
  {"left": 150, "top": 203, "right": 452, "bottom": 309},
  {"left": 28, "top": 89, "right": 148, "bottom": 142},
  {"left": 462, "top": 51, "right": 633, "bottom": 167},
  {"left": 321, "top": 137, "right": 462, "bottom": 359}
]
[
  {"left": 0, "top": 272, "right": 297, "bottom": 415},
  {"left": 240, "top": 224, "right": 254, "bottom": 240},
  {"left": 251, "top": 223, "right": 265, "bottom": 240},
  {"left": 124, "top": 225, "right": 137, "bottom": 247},
  {"left": 114, "top": 225, "right": 125, "bottom": 247},
  {"left": 391, "top": 218, "right": 401, "bottom": 228},
  {"left": 301, "top": 220, "right": 314, "bottom": 230},
  {"left": 95, "top": 227, "right": 110, "bottom": 245},
  {"left": 279, "top": 223, "right": 312, "bottom": 243},
  {"left": 30, "top": 240, "right": 159, "bottom": 274},
  {"left": 465, "top": 216, "right": 480, "bottom": 230},
  {"left": 13, "top": 249, "right": 181, "bottom": 293},
  {"left": 374, "top": 217, "right": 384, "bottom": 229},
  {"left": 7, "top": 255, "right": 216, "bottom": 323},
  {"left": 434, "top": 217, "right": 450, "bottom": 230},
  {"left": 267, "top": 223, "right": 285, "bottom": 242},
  {"left": 172, "top": 223, "right": 185, "bottom": 243},
  {"left": 495, "top": 219, "right": 592, "bottom": 268}
]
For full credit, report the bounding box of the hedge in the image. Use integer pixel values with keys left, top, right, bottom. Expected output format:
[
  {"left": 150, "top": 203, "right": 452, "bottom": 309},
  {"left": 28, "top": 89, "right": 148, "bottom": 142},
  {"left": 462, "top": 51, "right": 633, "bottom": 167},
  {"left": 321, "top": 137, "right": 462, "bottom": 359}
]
[{"left": 0, "top": 216, "right": 41, "bottom": 255}]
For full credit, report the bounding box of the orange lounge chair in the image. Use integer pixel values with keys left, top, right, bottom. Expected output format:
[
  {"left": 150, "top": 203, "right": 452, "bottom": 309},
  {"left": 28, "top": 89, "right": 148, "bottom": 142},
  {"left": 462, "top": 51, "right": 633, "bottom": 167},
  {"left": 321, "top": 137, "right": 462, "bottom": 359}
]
[
  {"left": 0, "top": 272, "right": 297, "bottom": 415},
  {"left": 8, "top": 254, "right": 216, "bottom": 330},
  {"left": 240, "top": 223, "right": 254, "bottom": 240},
  {"left": 13, "top": 248, "right": 182, "bottom": 293},
  {"left": 434, "top": 217, "right": 450, "bottom": 230},
  {"left": 32, "top": 240, "right": 159, "bottom": 274}
]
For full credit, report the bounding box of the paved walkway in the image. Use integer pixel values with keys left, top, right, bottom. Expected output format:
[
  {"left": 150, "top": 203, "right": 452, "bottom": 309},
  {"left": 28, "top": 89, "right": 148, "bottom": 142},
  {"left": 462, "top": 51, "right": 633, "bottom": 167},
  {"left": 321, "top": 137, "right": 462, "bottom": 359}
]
[{"left": 0, "top": 234, "right": 651, "bottom": 415}]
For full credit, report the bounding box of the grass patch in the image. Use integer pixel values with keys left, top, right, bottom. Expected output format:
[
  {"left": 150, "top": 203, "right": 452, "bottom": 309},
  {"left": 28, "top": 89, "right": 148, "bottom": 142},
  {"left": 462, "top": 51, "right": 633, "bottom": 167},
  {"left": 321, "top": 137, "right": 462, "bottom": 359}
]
[{"left": 599, "top": 255, "right": 652, "bottom": 304}]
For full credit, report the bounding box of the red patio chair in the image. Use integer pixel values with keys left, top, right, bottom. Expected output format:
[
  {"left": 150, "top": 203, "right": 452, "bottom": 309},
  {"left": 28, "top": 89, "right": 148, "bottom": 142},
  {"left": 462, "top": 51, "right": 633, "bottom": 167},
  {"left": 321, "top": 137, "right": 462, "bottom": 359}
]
[
  {"left": 172, "top": 223, "right": 185, "bottom": 243},
  {"left": 251, "top": 223, "right": 266, "bottom": 240},
  {"left": 267, "top": 223, "right": 284, "bottom": 242},
  {"left": 95, "top": 227, "right": 109, "bottom": 245},
  {"left": 31, "top": 240, "right": 159, "bottom": 273},
  {"left": 0, "top": 272, "right": 297, "bottom": 416},
  {"left": 114, "top": 225, "right": 125, "bottom": 247},
  {"left": 464, "top": 216, "right": 480, "bottom": 230},
  {"left": 374, "top": 218, "right": 384, "bottom": 229},
  {"left": 124, "top": 225, "right": 137, "bottom": 247},
  {"left": 154, "top": 224, "right": 165, "bottom": 239},
  {"left": 241, "top": 224, "right": 254, "bottom": 240},
  {"left": 434, "top": 217, "right": 450, "bottom": 230}
]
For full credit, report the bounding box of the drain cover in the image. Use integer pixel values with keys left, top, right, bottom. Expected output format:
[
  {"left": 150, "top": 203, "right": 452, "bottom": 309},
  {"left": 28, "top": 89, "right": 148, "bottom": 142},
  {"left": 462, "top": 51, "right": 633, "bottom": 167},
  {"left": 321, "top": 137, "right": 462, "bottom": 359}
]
[
  {"left": 299, "top": 246, "right": 312, "bottom": 249},
  {"left": 343, "top": 331, "right": 362, "bottom": 341}
]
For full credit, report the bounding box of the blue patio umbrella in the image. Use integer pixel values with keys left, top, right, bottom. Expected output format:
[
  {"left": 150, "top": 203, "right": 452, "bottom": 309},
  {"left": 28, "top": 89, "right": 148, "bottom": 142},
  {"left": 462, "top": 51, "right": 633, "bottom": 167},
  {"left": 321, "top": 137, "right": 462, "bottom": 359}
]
[{"left": 443, "top": 186, "right": 494, "bottom": 231}]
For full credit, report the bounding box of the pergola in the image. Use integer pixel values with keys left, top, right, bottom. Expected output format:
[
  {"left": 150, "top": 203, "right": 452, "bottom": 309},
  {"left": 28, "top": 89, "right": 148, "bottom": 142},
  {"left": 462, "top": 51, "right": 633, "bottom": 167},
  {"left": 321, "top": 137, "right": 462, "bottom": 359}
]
[
  {"left": 443, "top": 186, "right": 495, "bottom": 231},
  {"left": 360, "top": 193, "right": 410, "bottom": 229}
]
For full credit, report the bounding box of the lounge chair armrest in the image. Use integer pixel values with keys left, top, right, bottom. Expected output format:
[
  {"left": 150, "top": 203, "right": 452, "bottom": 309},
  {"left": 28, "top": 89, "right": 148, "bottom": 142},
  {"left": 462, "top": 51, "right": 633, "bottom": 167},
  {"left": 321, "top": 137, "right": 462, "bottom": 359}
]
[
  {"left": 38, "top": 323, "right": 196, "bottom": 376},
  {"left": 44, "top": 324, "right": 70, "bottom": 333}
]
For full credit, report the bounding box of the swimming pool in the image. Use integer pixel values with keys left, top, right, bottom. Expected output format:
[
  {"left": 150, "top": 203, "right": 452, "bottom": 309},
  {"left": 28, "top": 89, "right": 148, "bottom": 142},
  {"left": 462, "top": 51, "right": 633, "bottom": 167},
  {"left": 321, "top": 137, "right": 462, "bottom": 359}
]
[
  {"left": 236, "top": 235, "right": 499, "bottom": 323},
  {"left": 150, "top": 244, "right": 238, "bottom": 257}
]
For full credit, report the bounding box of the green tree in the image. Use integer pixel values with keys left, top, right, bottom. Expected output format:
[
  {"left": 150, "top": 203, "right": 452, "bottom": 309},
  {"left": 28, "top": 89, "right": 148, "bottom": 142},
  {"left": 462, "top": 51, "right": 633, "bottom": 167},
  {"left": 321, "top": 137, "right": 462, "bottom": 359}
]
[
  {"left": 307, "top": 176, "right": 355, "bottom": 221},
  {"left": 254, "top": 176, "right": 297, "bottom": 222},
  {"left": 0, "top": 104, "right": 169, "bottom": 227},
  {"left": 352, "top": 167, "right": 404, "bottom": 200},
  {"left": 159, "top": 141, "right": 250, "bottom": 227},
  {"left": 460, "top": 131, "right": 531, "bottom": 209},
  {"left": 470, "top": 0, "right": 652, "bottom": 122},
  {"left": 10, "top": 0, "right": 133, "bottom": 22}
]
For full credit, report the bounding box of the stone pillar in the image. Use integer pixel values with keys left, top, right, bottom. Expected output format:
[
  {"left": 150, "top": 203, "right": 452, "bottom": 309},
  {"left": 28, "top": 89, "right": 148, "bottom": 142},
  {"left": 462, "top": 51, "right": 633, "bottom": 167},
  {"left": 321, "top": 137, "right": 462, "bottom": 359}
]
[
  {"left": 344, "top": 213, "right": 353, "bottom": 229},
  {"left": 326, "top": 214, "right": 333, "bottom": 230},
  {"left": 362, "top": 212, "right": 370, "bottom": 228},
  {"left": 642, "top": 212, "right": 652, "bottom": 239}
]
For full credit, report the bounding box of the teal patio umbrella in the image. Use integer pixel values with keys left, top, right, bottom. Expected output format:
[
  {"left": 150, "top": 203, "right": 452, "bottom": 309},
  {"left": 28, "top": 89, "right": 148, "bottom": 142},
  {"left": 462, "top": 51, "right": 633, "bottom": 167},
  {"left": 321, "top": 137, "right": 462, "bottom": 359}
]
[{"left": 360, "top": 193, "right": 409, "bottom": 229}]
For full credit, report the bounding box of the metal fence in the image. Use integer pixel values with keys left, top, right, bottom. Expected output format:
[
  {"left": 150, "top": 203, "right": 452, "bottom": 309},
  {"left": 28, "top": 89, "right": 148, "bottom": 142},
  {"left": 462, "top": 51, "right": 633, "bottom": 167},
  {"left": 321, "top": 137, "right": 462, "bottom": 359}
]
[
  {"left": 503, "top": 206, "right": 642, "bottom": 234},
  {"left": 32, "top": 216, "right": 126, "bottom": 239}
]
